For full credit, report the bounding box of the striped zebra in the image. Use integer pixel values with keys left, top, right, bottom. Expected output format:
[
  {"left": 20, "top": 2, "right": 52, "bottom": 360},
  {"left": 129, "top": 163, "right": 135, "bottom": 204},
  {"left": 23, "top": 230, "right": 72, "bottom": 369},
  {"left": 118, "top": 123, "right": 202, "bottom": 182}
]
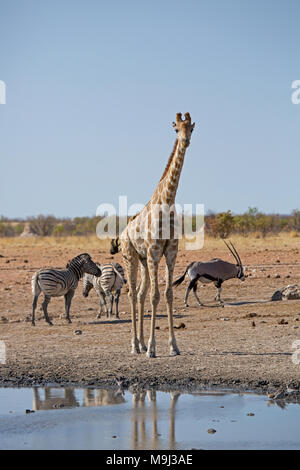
[
  {"left": 82, "top": 262, "right": 127, "bottom": 319},
  {"left": 31, "top": 253, "right": 101, "bottom": 326}
]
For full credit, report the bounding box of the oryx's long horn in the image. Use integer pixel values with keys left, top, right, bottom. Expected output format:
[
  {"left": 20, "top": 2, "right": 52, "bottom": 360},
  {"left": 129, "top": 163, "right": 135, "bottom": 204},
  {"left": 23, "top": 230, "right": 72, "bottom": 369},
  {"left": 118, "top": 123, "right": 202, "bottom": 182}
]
[
  {"left": 223, "top": 239, "right": 240, "bottom": 265},
  {"left": 229, "top": 241, "right": 242, "bottom": 266}
]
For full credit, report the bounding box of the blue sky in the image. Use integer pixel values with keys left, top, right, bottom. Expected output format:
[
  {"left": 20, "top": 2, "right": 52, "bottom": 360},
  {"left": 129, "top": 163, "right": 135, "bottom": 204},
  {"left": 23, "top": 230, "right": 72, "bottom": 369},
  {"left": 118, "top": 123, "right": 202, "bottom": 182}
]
[{"left": 1, "top": 0, "right": 299, "bottom": 218}]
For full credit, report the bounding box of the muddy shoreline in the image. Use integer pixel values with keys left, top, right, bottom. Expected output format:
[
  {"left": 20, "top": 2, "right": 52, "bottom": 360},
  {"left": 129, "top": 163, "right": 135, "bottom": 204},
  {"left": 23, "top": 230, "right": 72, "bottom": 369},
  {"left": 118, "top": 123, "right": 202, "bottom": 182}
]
[
  {"left": 1, "top": 364, "right": 300, "bottom": 404},
  {"left": 1, "top": 379, "right": 300, "bottom": 406}
]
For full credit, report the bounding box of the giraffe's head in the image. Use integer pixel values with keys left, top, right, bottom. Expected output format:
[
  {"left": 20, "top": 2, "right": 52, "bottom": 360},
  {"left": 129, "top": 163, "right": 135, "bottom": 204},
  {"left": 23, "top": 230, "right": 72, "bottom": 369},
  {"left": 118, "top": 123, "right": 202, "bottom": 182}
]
[{"left": 172, "top": 112, "right": 195, "bottom": 147}]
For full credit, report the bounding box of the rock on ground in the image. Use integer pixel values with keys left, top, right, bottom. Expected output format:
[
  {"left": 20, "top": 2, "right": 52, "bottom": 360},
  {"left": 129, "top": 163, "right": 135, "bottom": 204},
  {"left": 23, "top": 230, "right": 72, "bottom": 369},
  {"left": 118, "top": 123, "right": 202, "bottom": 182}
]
[{"left": 271, "top": 285, "right": 300, "bottom": 301}]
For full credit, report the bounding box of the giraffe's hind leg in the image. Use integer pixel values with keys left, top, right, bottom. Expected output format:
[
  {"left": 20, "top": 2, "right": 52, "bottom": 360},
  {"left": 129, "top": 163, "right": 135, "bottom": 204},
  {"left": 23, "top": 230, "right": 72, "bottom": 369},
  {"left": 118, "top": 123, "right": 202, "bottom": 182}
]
[
  {"left": 146, "top": 254, "right": 160, "bottom": 358},
  {"left": 137, "top": 259, "right": 149, "bottom": 352},
  {"left": 122, "top": 240, "right": 139, "bottom": 354}
]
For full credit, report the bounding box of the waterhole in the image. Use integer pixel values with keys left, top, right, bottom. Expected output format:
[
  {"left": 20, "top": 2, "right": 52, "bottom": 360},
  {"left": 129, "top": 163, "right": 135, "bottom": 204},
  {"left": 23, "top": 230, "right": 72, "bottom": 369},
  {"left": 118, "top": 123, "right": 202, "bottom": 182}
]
[{"left": 0, "top": 387, "right": 299, "bottom": 449}]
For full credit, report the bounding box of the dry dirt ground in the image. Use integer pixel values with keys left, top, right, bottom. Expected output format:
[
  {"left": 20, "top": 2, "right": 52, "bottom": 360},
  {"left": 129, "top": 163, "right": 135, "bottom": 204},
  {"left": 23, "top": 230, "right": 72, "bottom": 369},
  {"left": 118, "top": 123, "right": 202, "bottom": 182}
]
[{"left": 1, "top": 235, "right": 300, "bottom": 397}]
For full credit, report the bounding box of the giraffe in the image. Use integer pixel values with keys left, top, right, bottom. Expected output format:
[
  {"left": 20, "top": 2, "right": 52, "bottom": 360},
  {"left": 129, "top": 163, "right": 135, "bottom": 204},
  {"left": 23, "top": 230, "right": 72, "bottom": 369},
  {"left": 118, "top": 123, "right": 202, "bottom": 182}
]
[{"left": 120, "top": 112, "right": 195, "bottom": 358}]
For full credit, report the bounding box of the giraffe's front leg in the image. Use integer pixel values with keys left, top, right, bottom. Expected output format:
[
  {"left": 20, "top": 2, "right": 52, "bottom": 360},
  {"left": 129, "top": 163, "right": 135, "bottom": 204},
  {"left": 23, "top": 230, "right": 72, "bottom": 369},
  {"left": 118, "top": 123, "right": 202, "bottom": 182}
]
[
  {"left": 164, "top": 243, "right": 180, "bottom": 356},
  {"left": 147, "top": 336, "right": 156, "bottom": 358},
  {"left": 123, "top": 246, "right": 140, "bottom": 354},
  {"left": 147, "top": 257, "right": 160, "bottom": 358},
  {"left": 137, "top": 260, "right": 149, "bottom": 353}
]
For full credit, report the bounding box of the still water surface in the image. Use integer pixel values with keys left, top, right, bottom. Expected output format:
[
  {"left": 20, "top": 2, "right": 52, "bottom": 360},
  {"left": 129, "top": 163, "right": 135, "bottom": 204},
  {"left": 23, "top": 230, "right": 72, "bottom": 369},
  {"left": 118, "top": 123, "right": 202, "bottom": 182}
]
[{"left": 0, "top": 387, "right": 299, "bottom": 450}]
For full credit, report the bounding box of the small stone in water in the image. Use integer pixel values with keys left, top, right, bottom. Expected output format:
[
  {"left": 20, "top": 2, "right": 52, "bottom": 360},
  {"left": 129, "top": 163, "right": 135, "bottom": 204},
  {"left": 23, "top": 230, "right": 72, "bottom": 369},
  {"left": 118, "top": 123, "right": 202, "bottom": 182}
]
[{"left": 207, "top": 428, "right": 217, "bottom": 434}]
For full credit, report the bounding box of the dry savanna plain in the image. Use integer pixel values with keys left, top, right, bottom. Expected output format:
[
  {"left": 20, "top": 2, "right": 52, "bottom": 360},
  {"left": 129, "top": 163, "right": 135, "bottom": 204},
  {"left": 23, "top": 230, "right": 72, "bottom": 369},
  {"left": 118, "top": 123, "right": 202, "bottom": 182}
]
[{"left": 1, "top": 234, "right": 300, "bottom": 398}]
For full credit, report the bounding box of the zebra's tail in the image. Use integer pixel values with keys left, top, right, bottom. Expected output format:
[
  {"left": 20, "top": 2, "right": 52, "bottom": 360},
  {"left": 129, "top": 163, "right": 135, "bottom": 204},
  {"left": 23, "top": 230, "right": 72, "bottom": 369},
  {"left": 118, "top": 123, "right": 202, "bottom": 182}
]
[
  {"left": 31, "top": 271, "right": 41, "bottom": 296},
  {"left": 173, "top": 262, "right": 195, "bottom": 288},
  {"left": 112, "top": 266, "right": 126, "bottom": 285}
]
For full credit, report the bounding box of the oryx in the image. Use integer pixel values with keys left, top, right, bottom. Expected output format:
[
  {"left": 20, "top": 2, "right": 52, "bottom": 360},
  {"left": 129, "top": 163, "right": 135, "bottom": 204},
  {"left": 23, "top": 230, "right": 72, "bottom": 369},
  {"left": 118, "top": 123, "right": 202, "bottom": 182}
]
[{"left": 173, "top": 241, "right": 245, "bottom": 307}]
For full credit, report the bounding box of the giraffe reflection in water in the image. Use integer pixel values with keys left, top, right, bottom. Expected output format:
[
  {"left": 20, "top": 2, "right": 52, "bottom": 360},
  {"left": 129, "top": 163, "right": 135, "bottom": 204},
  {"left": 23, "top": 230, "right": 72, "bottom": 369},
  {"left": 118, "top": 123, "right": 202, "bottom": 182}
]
[
  {"left": 83, "top": 388, "right": 125, "bottom": 407},
  {"left": 131, "top": 390, "right": 180, "bottom": 450},
  {"left": 33, "top": 387, "right": 79, "bottom": 410},
  {"left": 32, "top": 386, "right": 181, "bottom": 449}
]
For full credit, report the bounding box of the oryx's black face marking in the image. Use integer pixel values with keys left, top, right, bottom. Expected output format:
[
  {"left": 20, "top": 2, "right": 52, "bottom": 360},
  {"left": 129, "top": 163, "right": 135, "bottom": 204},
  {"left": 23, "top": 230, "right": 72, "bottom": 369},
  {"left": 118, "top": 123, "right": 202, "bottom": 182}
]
[{"left": 237, "top": 265, "right": 245, "bottom": 281}]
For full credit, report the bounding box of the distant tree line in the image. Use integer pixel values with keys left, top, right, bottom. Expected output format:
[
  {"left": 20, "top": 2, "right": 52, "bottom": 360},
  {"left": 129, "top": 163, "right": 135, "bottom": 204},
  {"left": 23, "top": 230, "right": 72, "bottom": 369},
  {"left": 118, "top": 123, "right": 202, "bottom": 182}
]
[
  {"left": 0, "top": 215, "right": 102, "bottom": 237},
  {"left": 0, "top": 208, "right": 300, "bottom": 238},
  {"left": 204, "top": 208, "right": 300, "bottom": 238}
]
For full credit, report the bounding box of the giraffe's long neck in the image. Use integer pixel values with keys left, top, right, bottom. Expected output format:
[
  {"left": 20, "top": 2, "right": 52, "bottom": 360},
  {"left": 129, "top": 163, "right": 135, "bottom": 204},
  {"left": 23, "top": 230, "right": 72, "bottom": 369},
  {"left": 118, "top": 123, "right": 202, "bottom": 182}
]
[{"left": 152, "top": 139, "right": 187, "bottom": 206}]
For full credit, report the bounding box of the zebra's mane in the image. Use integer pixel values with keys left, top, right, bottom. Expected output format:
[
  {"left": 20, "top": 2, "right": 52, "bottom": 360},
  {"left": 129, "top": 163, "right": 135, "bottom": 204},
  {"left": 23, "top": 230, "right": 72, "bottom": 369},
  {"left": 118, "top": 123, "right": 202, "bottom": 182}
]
[{"left": 67, "top": 253, "right": 91, "bottom": 280}]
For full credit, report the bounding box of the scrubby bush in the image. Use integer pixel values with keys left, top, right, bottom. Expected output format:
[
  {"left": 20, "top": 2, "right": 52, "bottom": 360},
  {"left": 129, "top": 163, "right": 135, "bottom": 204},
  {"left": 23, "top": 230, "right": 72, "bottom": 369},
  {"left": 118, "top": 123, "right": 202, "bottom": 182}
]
[
  {"left": 28, "top": 215, "right": 57, "bottom": 236},
  {"left": 0, "top": 222, "right": 15, "bottom": 237},
  {"left": 209, "top": 210, "right": 234, "bottom": 238}
]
